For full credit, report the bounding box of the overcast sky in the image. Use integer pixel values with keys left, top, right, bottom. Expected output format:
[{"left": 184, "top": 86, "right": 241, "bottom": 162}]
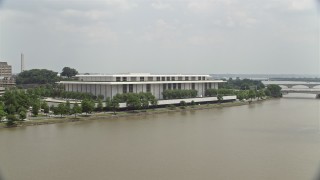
[{"left": 0, "top": 0, "right": 319, "bottom": 74}]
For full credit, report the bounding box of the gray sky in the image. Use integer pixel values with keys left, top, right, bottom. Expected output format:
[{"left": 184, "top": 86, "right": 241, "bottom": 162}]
[{"left": 0, "top": 0, "right": 319, "bottom": 74}]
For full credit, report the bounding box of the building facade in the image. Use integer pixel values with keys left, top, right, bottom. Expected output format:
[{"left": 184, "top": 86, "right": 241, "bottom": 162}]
[
  {"left": 58, "top": 73, "right": 225, "bottom": 100},
  {"left": 0, "top": 62, "right": 12, "bottom": 77},
  {"left": 0, "top": 62, "right": 15, "bottom": 88}
]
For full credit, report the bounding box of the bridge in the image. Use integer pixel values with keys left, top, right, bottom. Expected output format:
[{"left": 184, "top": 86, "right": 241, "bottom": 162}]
[
  {"left": 281, "top": 88, "right": 320, "bottom": 95},
  {"left": 263, "top": 81, "right": 320, "bottom": 98},
  {"left": 278, "top": 83, "right": 320, "bottom": 89}
]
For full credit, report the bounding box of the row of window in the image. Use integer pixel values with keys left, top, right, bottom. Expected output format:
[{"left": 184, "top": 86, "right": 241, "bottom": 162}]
[
  {"left": 123, "top": 84, "right": 151, "bottom": 93},
  {"left": 116, "top": 76, "right": 207, "bottom": 82},
  {"left": 122, "top": 83, "right": 212, "bottom": 93}
]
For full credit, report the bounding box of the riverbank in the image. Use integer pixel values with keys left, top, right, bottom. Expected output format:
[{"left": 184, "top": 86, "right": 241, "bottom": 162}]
[{"left": 0, "top": 98, "right": 270, "bottom": 129}]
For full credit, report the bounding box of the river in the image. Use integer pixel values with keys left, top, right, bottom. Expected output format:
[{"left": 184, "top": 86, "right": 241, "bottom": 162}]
[{"left": 0, "top": 98, "right": 319, "bottom": 180}]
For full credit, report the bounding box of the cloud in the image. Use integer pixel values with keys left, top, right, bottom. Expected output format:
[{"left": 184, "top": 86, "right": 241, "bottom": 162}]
[
  {"left": 61, "top": 9, "right": 114, "bottom": 21},
  {"left": 151, "top": 1, "right": 173, "bottom": 10},
  {"left": 187, "top": 1, "right": 212, "bottom": 13},
  {"left": 141, "top": 19, "right": 181, "bottom": 45},
  {"left": 288, "top": 0, "right": 314, "bottom": 11},
  {"left": 105, "top": 0, "right": 138, "bottom": 11}
]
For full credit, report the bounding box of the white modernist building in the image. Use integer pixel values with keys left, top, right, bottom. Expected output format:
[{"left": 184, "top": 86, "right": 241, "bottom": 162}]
[{"left": 58, "top": 73, "right": 225, "bottom": 100}]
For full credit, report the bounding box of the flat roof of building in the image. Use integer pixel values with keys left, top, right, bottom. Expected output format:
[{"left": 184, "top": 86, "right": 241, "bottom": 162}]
[
  {"left": 58, "top": 80, "right": 225, "bottom": 85},
  {"left": 76, "top": 74, "right": 211, "bottom": 77}
]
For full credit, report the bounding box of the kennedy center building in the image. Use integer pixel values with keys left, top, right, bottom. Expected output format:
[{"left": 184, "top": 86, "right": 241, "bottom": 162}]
[{"left": 58, "top": 73, "right": 224, "bottom": 100}]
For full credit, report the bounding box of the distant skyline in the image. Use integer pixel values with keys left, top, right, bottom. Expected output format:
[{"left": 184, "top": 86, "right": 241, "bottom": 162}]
[{"left": 0, "top": 0, "right": 319, "bottom": 74}]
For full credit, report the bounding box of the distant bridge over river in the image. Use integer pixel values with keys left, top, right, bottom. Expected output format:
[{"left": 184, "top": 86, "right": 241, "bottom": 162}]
[{"left": 263, "top": 81, "right": 320, "bottom": 98}]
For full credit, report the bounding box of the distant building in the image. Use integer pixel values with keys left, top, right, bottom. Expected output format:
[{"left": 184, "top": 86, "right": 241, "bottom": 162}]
[
  {"left": 0, "top": 62, "right": 12, "bottom": 77},
  {"left": 58, "top": 73, "right": 225, "bottom": 100},
  {"left": 0, "top": 61, "right": 15, "bottom": 88}
]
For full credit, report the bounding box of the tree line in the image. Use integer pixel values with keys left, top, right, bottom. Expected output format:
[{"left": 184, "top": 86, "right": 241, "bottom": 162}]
[
  {"left": 219, "top": 78, "right": 265, "bottom": 90},
  {"left": 16, "top": 67, "right": 78, "bottom": 85},
  {"left": 49, "top": 92, "right": 158, "bottom": 117},
  {"left": 26, "top": 85, "right": 98, "bottom": 100},
  {"left": 162, "top": 89, "right": 197, "bottom": 99},
  {"left": 205, "top": 84, "right": 282, "bottom": 101}
]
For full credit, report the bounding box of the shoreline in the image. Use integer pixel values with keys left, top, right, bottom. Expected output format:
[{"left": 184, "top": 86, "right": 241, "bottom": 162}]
[{"left": 0, "top": 98, "right": 271, "bottom": 129}]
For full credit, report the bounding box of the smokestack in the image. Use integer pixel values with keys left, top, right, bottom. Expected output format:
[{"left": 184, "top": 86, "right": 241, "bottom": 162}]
[{"left": 21, "top": 53, "right": 24, "bottom": 72}]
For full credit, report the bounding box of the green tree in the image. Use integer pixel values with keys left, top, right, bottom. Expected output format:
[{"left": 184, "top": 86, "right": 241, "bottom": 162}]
[
  {"left": 53, "top": 106, "right": 60, "bottom": 116},
  {"left": 257, "top": 89, "right": 265, "bottom": 100},
  {"left": 19, "top": 109, "right": 27, "bottom": 121},
  {"left": 6, "top": 114, "right": 18, "bottom": 127},
  {"left": 0, "top": 103, "right": 7, "bottom": 121},
  {"left": 72, "top": 103, "right": 82, "bottom": 118},
  {"left": 236, "top": 91, "right": 245, "bottom": 101},
  {"left": 16, "top": 69, "right": 59, "bottom": 85},
  {"left": 61, "top": 67, "right": 78, "bottom": 78},
  {"left": 248, "top": 90, "right": 256, "bottom": 101},
  {"left": 105, "top": 97, "right": 111, "bottom": 111},
  {"left": 57, "top": 103, "right": 67, "bottom": 117},
  {"left": 267, "top": 84, "right": 282, "bottom": 97},
  {"left": 6, "top": 104, "right": 16, "bottom": 115},
  {"left": 65, "top": 100, "right": 71, "bottom": 115},
  {"left": 110, "top": 98, "right": 120, "bottom": 114},
  {"left": 32, "top": 103, "right": 40, "bottom": 116},
  {"left": 162, "top": 89, "right": 198, "bottom": 99},
  {"left": 205, "top": 89, "right": 218, "bottom": 97},
  {"left": 41, "top": 101, "right": 50, "bottom": 114},
  {"left": 217, "top": 94, "right": 223, "bottom": 103},
  {"left": 180, "top": 100, "right": 187, "bottom": 106},
  {"left": 97, "top": 98, "right": 103, "bottom": 111},
  {"left": 126, "top": 93, "right": 141, "bottom": 110},
  {"left": 150, "top": 98, "right": 158, "bottom": 109},
  {"left": 139, "top": 93, "right": 149, "bottom": 110},
  {"left": 264, "top": 89, "right": 271, "bottom": 96},
  {"left": 81, "top": 99, "right": 95, "bottom": 114}
]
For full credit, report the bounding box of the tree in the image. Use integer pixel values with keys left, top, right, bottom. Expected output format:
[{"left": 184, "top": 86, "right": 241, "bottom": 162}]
[
  {"left": 19, "top": 109, "right": 27, "bottom": 121},
  {"left": 6, "top": 104, "right": 16, "bottom": 115},
  {"left": 257, "top": 89, "right": 265, "bottom": 100},
  {"left": 97, "top": 94, "right": 104, "bottom": 100},
  {"left": 237, "top": 91, "right": 245, "bottom": 101},
  {"left": 65, "top": 100, "right": 71, "bottom": 115},
  {"left": 110, "top": 98, "right": 120, "bottom": 115},
  {"left": 162, "top": 89, "right": 198, "bottom": 99},
  {"left": 217, "top": 94, "right": 223, "bottom": 103},
  {"left": 53, "top": 106, "right": 60, "bottom": 116},
  {"left": 180, "top": 100, "right": 187, "bottom": 106},
  {"left": 140, "top": 93, "right": 150, "bottom": 110},
  {"left": 72, "top": 103, "right": 82, "bottom": 118},
  {"left": 150, "top": 98, "right": 158, "bottom": 109},
  {"left": 32, "top": 103, "right": 40, "bottom": 116},
  {"left": 61, "top": 67, "right": 78, "bottom": 78},
  {"left": 6, "top": 114, "right": 18, "bottom": 126},
  {"left": 0, "top": 103, "right": 7, "bottom": 121},
  {"left": 97, "top": 98, "right": 103, "bottom": 111},
  {"left": 16, "top": 69, "right": 59, "bottom": 85},
  {"left": 41, "top": 101, "right": 49, "bottom": 114},
  {"left": 264, "top": 89, "right": 271, "bottom": 96},
  {"left": 50, "top": 105, "right": 55, "bottom": 114},
  {"left": 248, "top": 90, "right": 256, "bottom": 101},
  {"left": 105, "top": 97, "right": 111, "bottom": 111},
  {"left": 126, "top": 93, "right": 141, "bottom": 110},
  {"left": 81, "top": 99, "right": 95, "bottom": 114},
  {"left": 267, "top": 84, "right": 282, "bottom": 98},
  {"left": 57, "top": 103, "right": 67, "bottom": 117},
  {"left": 205, "top": 89, "right": 218, "bottom": 97}
]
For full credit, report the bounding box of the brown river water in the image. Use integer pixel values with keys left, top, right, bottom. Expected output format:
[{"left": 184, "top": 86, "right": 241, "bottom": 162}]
[{"left": 0, "top": 98, "right": 319, "bottom": 180}]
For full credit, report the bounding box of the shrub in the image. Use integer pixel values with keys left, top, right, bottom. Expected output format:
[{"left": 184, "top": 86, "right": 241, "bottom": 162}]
[
  {"left": 179, "top": 101, "right": 187, "bottom": 106},
  {"left": 162, "top": 89, "right": 197, "bottom": 99},
  {"left": 167, "top": 104, "right": 176, "bottom": 110}
]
